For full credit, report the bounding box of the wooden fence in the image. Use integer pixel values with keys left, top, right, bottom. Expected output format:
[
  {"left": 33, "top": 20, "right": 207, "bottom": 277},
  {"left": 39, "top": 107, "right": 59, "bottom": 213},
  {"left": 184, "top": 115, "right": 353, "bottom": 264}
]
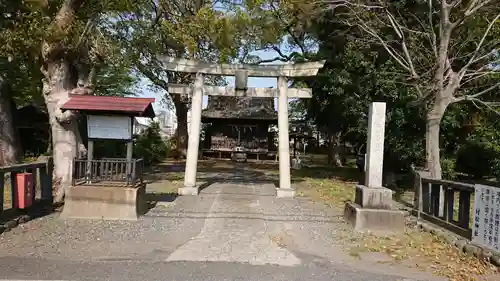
[
  {"left": 72, "top": 158, "right": 144, "bottom": 187},
  {"left": 0, "top": 157, "right": 53, "bottom": 215},
  {"left": 414, "top": 172, "right": 475, "bottom": 239}
]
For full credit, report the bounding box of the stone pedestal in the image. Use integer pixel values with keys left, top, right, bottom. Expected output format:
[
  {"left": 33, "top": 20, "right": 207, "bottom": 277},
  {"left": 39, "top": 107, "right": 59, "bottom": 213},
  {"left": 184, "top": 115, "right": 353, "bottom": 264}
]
[
  {"left": 344, "top": 201, "right": 405, "bottom": 234},
  {"left": 276, "top": 188, "right": 296, "bottom": 198},
  {"left": 60, "top": 184, "right": 147, "bottom": 221},
  {"left": 178, "top": 186, "right": 199, "bottom": 196},
  {"left": 345, "top": 185, "right": 405, "bottom": 234},
  {"left": 355, "top": 185, "right": 393, "bottom": 209}
]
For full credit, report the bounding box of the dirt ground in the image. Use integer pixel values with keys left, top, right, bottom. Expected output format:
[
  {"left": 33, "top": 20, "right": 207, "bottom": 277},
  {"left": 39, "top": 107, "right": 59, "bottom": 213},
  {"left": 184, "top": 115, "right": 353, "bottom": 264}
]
[{"left": 145, "top": 156, "right": 499, "bottom": 281}]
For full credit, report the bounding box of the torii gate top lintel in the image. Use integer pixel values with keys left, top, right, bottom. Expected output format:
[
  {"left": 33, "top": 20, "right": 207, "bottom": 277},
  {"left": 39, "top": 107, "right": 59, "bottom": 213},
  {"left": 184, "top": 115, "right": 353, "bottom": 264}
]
[{"left": 159, "top": 56, "right": 326, "bottom": 78}]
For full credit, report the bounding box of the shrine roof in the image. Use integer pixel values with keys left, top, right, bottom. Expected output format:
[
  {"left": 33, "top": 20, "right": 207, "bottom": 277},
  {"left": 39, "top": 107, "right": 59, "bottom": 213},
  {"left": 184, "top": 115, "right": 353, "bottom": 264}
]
[
  {"left": 201, "top": 96, "right": 277, "bottom": 122},
  {"left": 201, "top": 107, "right": 278, "bottom": 121},
  {"left": 61, "top": 95, "right": 156, "bottom": 118}
]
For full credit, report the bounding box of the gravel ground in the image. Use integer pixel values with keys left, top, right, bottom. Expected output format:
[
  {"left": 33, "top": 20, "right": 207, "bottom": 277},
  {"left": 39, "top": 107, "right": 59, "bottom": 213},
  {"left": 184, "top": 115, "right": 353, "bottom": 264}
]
[{"left": 0, "top": 168, "right": 444, "bottom": 281}]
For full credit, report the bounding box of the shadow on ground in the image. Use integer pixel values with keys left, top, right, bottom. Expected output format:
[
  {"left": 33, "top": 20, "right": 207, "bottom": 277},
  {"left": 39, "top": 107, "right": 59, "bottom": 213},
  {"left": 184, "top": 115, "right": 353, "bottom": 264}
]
[
  {"left": 144, "top": 192, "right": 178, "bottom": 211},
  {"left": 142, "top": 157, "right": 364, "bottom": 211},
  {"left": 0, "top": 201, "right": 62, "bottom": 231},
  {"left": 145, "top": 159, "right": 362, "bottom": 183},
  {"left": 292, "top": 166, "right": 361, "bottom": 182},
  {"left": 146, "top": 210, "right": 341, "bottom": 223}
]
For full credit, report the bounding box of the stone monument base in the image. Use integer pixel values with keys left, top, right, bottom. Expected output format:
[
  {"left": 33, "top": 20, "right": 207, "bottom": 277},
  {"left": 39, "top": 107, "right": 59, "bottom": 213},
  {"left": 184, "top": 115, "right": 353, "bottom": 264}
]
[
  {"left": 355, "top": 184, "right": 393, "bottom": 209},
  {"left": 344, "top": 202, "right": 405, "bottom": 234},
  {"left": 276, "top": 188, "right": 296, "bottom": 198},
  {"left": 60, "top": 184, "right": 147, "bottom": 220},
  {"left": 178, "top": 186, "right": 199, "bottom": 195}
]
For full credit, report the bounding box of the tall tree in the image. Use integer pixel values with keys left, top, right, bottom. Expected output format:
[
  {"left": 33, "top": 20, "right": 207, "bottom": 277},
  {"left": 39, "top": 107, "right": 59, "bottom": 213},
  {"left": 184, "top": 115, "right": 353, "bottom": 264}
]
[
  {"left": 111, "top": 0, "right": 281, "bottom": 157},
  {"left": 0, "top": 2, "right": 45, "bottom": 165},
  {"left": 37, "top": 0, "right": 140, "bottom": 201},
  {"left": 324, "top": 0, "right": 500, "bottom": 178}
]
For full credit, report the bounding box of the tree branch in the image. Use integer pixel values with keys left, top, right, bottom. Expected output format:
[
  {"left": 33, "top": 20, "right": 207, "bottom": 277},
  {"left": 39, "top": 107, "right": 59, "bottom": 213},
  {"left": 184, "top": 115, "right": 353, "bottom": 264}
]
[
  {"left": 468, "top": 97, "right": 500, "bottom": 116},
  {"left": 457, "top": 12, "right": 500, "bottom": 81},
  {"left": 42, "top": 0, "right": 87, "bottom": 60},
  {"left": 465, "top": 0, "right": 494, "bottom": 16},
  {"left": 386, "top": 10, "right": 419, "bottom": 77},
  {"left": 465, "top": 81, "right": 500, "bottom": 99},
  {"left": 356, "top": 18, "right": 414, "bottom": 74},
  {"left": 427, "top": 0, "right": 437, "bottom": 56}
]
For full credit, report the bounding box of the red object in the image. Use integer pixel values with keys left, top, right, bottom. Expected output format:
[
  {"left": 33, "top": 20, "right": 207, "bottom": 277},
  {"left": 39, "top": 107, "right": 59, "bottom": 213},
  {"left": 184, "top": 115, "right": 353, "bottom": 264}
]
[
  {"left": 61, "top": 95, "right": 156, "bottom": 118},
  {"left": 15, "top": 173, "right": 34, "bottom": 209}
]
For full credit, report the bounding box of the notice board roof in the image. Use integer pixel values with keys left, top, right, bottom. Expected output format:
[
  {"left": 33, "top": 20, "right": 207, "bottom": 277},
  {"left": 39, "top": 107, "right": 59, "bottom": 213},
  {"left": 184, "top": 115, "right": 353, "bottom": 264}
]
[{"left": 61, "top": 95, "right": 156, "bottom": 118}]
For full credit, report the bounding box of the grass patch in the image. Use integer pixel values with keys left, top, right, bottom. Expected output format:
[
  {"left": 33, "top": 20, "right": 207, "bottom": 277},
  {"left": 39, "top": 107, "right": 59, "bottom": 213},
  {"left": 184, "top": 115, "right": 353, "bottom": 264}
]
[
  {"left": 296, "top": 177, "right": 355, "bottom": 208},
  {"left": 293, "top": 160, "right": 358, "bottom": 208}
]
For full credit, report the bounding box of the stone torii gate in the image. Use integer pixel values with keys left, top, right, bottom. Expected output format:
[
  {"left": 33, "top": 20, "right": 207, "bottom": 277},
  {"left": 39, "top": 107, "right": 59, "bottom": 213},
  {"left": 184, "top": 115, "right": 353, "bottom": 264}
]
[{"left": 161, "top": 57, "right": 325, "bottom": 197}]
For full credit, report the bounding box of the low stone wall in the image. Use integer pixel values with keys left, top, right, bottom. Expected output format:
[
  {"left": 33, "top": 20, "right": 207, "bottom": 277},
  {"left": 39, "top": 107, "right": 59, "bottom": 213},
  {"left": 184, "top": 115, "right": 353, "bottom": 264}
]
[{"left": 60, "top": 184, "right": 147, "bottom": 220}]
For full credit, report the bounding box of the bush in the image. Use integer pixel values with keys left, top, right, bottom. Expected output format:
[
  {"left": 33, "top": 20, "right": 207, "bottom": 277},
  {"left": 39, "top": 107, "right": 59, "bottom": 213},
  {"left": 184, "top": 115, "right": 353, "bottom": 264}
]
[
  {"left": 94, "top": 139, "right": 127, "bottom": 158},
  {"left": 455, "top": 140, "right": 500, "bottom": 179},
  {"left": 441, "top": 157, "right": 457, "bottom": 180},
  {"left": 134, "top": 121, "right": 171, "bottom": 165}
]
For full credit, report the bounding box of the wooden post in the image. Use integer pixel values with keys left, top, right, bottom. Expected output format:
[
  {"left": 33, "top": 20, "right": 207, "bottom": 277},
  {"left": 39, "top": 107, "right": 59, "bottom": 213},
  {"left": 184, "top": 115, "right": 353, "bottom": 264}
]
[
  {"left": 131, "top": 159, "right": 137, "bottom": 186},
  {"left": 31, "top": 168, "right": 37, "bottom": 203},
  {"left": 86, "top": 140, "right": 94, "bottom": 184},
  {"left": 293, "top": 136, "right": 297, "bottom": 157},
  {"left": 0, "top": 172, "right": 4, "bottom": 214},
  {"left": 40, "top": 157, "right": 53, "bottom": 203},
  {"left": 10, "top": 171, "right": 17, "bottom": 209},
  {"left": 126, "top": 140, "right": 133, "bottom": 185}
]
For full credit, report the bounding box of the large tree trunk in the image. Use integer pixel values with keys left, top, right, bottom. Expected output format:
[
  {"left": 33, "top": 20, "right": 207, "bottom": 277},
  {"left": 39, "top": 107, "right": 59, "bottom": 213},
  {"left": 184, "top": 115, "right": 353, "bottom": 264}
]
[
  {"left": 41, "top": 0, "right": 88, "bottom": 202},
  {"left": 0, "top": 80, "right": 21, "bottom": 166},
  {"left": 42, "top": 60, "right": 86, "bottom": 202},
  {"left": 174, "top": 96, "right": 188, "bottom": 158},
  {"left": 425, "top": 100, "right": 449, "bottom": 180}
]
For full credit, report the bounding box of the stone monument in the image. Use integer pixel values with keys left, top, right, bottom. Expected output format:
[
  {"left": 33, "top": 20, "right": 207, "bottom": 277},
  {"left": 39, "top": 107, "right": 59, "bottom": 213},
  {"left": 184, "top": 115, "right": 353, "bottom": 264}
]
[{"left": 344, "top": 102, "right": 405, "bottom": 233}]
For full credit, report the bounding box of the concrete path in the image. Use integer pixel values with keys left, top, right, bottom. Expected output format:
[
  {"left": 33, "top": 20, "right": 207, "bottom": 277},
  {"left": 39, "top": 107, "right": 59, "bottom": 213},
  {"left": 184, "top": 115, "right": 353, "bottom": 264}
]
[{"left": 0, "top": 170, "right": 443, "bottom": 281}]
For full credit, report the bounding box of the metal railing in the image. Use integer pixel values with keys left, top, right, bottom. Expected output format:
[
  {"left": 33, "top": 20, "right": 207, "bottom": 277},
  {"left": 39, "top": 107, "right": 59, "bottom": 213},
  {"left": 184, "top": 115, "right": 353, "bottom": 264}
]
[
  {"left": 72, "top": 158, "right": 144, "bottom": 187},
  {"left": 414, "top": 172, "right": 474, "bottom": 239},
  {"left": 0, "top": 157, "right": 53, "bottom": 215}
]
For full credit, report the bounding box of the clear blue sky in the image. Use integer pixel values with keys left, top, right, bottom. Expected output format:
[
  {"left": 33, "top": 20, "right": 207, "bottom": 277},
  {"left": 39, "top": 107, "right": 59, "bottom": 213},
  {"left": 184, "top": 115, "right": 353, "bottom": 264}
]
[{"left": 138, "top": 49, "right": 282, "bottom": 112}]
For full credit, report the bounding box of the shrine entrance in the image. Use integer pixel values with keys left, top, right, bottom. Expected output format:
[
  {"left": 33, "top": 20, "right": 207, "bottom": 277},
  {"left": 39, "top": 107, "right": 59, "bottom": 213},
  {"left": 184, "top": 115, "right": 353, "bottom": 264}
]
[
  {"left": 161, "top": 57, "right": 324, "bottom": 198},
  {"left": 201, "top": 95, "right": 278, "bottom": 162}
]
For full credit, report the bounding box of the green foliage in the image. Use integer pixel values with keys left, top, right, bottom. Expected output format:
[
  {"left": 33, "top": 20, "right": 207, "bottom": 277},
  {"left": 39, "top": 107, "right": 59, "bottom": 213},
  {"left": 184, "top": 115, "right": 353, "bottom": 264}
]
[
  {"left": 94, "top": 140, "right": 127, "bottom": 159},
  {"left": 134, "top": 122, "right": 171, "bottom": 165},
  {"left": 441, "top": 157, "right": 457, "bottom": 180},
  {"left": 302, "top": 34, "right": 426, "bottom": 171},
  {"left": 455, "top": 117, "right": 500, "bottom": 179},
  {"left": 94, "top": 60, "right": 139, "bottom": 97}
]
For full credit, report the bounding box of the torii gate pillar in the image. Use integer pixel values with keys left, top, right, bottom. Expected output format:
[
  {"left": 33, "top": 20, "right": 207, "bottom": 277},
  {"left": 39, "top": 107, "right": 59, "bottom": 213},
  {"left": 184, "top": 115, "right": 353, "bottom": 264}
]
[
  {"left": 276, "top": 76, "right": 294, "bottom": 196},
  {"left": 180, "top": 73, "right": 204, "bottom": 195}
]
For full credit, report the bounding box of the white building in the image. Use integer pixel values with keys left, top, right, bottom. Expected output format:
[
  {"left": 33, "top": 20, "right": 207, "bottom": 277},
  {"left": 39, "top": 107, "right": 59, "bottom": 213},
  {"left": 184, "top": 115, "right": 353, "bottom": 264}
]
[
  {"left": 133, "top": 117, "right": 150, "bottom": 135},
  {"left": 133, "top": 108, "right": 178, "bottom": 139},
  {"left": 157, "top": 110, "right": 177, "bottom": 137}
]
